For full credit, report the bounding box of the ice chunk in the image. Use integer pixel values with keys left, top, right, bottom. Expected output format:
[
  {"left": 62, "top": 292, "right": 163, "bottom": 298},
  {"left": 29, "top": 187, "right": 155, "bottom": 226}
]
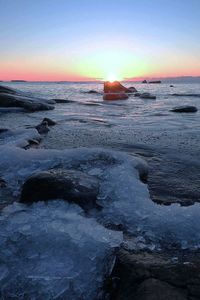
[{"left": 0, "top": 201, "right": 122, "bottom": 299}]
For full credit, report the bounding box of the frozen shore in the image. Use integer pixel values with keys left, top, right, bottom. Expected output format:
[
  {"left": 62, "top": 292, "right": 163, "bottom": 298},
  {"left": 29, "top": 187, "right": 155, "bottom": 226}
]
[{"left": 0, "top": 83, "right": 200, "bottom": 299}]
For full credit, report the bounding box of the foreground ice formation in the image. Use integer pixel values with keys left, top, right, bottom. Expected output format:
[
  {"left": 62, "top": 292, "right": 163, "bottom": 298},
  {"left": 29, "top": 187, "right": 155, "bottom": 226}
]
[{"left": 0, "top": 201, "right": 122, "bottom": 299}]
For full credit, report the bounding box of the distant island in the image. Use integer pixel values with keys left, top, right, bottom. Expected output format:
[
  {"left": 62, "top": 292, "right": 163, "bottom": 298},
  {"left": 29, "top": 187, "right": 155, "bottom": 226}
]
[{"left": 11, "top": 80, "right": 27, "bottom": 82}]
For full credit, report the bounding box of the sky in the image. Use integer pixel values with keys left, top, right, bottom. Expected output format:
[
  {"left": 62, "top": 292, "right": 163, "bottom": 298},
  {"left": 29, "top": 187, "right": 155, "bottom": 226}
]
[{"left": 0, "top": 0, "right": 200, "bottom": 81}]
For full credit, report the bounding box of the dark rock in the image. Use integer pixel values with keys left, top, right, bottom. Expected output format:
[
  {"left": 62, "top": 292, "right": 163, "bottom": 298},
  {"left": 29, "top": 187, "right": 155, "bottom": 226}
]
[
  {"left": 85, "top": 90, "right": 101, "bottom": 94},
  {"left": 135, "top": 278, "right": 187, "bottom": 300},
  {"left": 0, "top": 92, "right": 54, "bottom": 111},
  {"left": 0, "top": 128, "right": 9, "bottom": 134},
  {"left": 35, "top": 121, "right": 50, "bottom": 134},
  {"left": 52, "top": 98, "right": 74, "bottom": 103},
  {"left": 20, "top": 169, "right": 100, "bottom": 210},
  {"left": 0, "top": 85, "right": 16, "bottom": 94},
  {"left": 103, "top": 93, "right": 129, "bottom": 101},
  {"left": 171, "top": 106, "right": 198, "bottom": 113},
  {"left": 142, "top": 80, "right": 148, "bottom": 84},
  {"left": 140, "top": 93, "right": 156, "bottom": 99},
  {"left": 42, "top": 118, "right": 56, "bottom": 126},
  {"left": 127, "top": 86, "right": 138, "bottom": 93},
  {"left": 0, "top": 178, "right": 6, "bottom": 188},
  {"left": 170, "top": 85, "right": 174, "bottom": 87},
  {"left": 111, "top": 249, "right": 200, "bottom": 300},
  {"left": 149, "top": 81, "right": 161, "bottom": 84}
]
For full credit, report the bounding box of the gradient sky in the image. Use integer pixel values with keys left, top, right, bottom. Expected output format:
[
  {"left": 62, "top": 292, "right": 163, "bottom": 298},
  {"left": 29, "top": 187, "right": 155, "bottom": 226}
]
[{"left": 0, "top": 0, "right": 200, "bottom": 81}]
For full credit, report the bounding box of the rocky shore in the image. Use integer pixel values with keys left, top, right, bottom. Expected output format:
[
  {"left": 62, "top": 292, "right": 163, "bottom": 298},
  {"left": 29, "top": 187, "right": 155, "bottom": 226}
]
[{"left": 0, "top": 83, "right": 199, "bottom": 299}]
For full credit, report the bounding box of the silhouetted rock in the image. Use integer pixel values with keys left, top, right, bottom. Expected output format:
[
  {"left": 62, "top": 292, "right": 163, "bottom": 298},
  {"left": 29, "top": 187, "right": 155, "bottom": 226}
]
[
  {"left": 103, "top": 93, "right": 129, "bottom": 100},
  {"left": 171, "top": 106, "right": 197, "bottom": 113},
  {"left": 149, "top": 80, "right": 161, "bottom": 84},
  {"left": 127, "top": 86, "right": 138, "bottom": 93},
  {"left": 84, "top": 90, "right": 101, "bottom": 94},
  {"left": 104, "top": 81, "right": 137, "bottom": 93},
  {"left": 142, "top": 80, "right": 148, "bottom": 83},
  {"left": 0, "top": 85, "right": 16, "bottom": 94},
  {"left": 52, "top": 98, "right": 74, "bottom": 103},
  {"left": 20, "top": 169, "right": 100, "bottom": 211},
  {"left": 170, "top": 85, "right": 174, "bottom": 87},
  {"left": 140, "top": 93, "right": 156, "bottom": 99},
  {"left": 0, "top": 128, "right": 9, "bottom": 134}
]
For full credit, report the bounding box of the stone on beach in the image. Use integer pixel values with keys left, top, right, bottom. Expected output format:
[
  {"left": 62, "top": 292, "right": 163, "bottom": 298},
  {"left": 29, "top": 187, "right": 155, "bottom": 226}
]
[
  {"left": 103, "top": 93, "right": 129, "bottom": 101},
  {"left": 171, "top": 106, "right": 198, "bottom": 113},
  {"left": 20, "top": 169, "right": 100, "bottom": 211}
]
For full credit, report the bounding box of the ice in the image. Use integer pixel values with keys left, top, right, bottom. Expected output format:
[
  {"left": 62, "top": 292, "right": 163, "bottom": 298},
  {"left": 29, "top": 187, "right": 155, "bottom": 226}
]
[
  {"left": 1, "top": 145, "right": 200, "bottom": 252},
  {"left": 0, "top": 201, "right": 122, "bottom": 299}
]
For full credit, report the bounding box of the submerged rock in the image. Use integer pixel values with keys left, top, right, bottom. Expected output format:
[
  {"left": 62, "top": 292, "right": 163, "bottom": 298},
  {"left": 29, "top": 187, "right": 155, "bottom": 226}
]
[
  {"left": 171, "top": 106, "right": 198, "bottom": 113},
  {"left": 103, "top": 93, "right": 129, "bottom": 101},
  {"left": 140, "top": 93, "right": 156, "bottom": 99},
  {"left": 20, "top": 169, "right": 100, "bottom": 210}
]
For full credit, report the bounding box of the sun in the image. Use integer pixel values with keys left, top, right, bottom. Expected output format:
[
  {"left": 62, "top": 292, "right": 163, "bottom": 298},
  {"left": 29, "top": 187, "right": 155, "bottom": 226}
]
[{"left": 105, "top": 73, "right": 122, "bottom": 82}]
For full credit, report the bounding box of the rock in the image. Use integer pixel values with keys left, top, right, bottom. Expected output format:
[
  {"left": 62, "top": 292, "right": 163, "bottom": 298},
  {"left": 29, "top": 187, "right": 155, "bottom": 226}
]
[
  {"left": 149, "top": 81, "right": 161, "bottom": 84},
  {"left": 0, "top": 92, "right": 54, "bottom": 111},
  {"left": 135, "top": 278, "right": 187, "bottom": 300},
  {"left": 170, "top": 85, "right": 174, "bottom": 87},
  {"left": 20, "top": 169, "right": 100, "bottom": 211},
  {"left": 42, "top": 117, "right": 56, "bottom": 126},
  {"left": 103, "top": 93, "right": 129, "bottom": 101},
  {"left": 0, "top": 128, "right": 9, "bottom": 134},
  {"left": 111, "top": 249, "right": 200, "bottom": 300},
  {"left": 35, "top": 121, "right": 50, "bottom": 134},
  {"left": 142, "top": 80, "right": 148, "bottom": 84},
  {"left": 0, "top": 85, "right": 16, "bottom": 94},
  {"left": 140, "top": 93, "right": 156, "bottom": 99},
  {"left": 85, "top": 90, "right": 101, "bottom": 94},
  {"left": 171, "top": 106, "right": 198, "bottom": 113},
  {"left": 52, "top": 98, "right": 74, "bottom": 103},
  {"left": 127, "top": 86, "right": 138, "bottom": 93}
]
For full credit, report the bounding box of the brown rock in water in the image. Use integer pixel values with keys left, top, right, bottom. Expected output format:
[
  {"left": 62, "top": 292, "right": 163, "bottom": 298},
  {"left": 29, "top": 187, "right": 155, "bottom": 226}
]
[
  {"left": 20, "top": 169, "right": 100, "bottom": 211},
  {"left": 103, "top": 93, "right": 129, "bottom": 101},
  {"left": 104, "top": 81, "right": 137, "bottom": 93}
]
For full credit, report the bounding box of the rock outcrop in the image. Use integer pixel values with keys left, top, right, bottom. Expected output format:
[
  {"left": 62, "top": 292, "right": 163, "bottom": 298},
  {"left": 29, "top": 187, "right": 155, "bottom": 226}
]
[
  {"left": 103, "top": 93, "right": 129, "bottom": 101},
  {"left": 104, "top": 81, "right": 137, "bottom": 93},
  {"left": 0, "top": 85, "right": 55, "bottom": 111}
]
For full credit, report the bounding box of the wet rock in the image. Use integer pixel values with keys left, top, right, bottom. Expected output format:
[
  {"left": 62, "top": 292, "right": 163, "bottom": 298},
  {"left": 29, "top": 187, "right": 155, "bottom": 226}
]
[
  {"left": 52, "top": 98, "right": 74, "bottom": 103},
  {"left": 0, "top": 85, "right": 16, "bottom": 94},
  {"left": 0, "top": 128, "right": 9, "bottom": 134},
  {"left": 0, "top": 93, "right": 54, "bottom": 111},
  {"left": 171, "top": 106, "right": 198, "bottom": 113},
  {"left": 170, "top": 85, "right": 174, "bottom": 87},
  {"left": 20, "top": 169, "right": 100, "bottom": 210},
  {"left": 35, "top": 121, "right": 50, "bottom": 134},
  {"left": 142, "top": 80, "right": 148, "bottom": 84},
  {"left": 127, "top": 86, "right": 137, "bottom": 93},
  {"left": 140, "top": 93, "right": 156, "bottom": 99},
  {"left": 111, "top": 249, "right": 200, "bottom": 300},
  {"left": 103, "top": 93, "right": 129, "bottom": 101},
  {"left": 135, "top": 278, "right": 187, "bottom": 300},
  {"left": 42, "top": 117, "right": 56, "bottom": 126}
]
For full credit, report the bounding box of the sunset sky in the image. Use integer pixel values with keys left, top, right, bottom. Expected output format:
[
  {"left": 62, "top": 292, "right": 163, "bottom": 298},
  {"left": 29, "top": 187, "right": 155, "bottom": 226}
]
[{"left": 0, "top": 0, "right": 200, "bottom": 81}]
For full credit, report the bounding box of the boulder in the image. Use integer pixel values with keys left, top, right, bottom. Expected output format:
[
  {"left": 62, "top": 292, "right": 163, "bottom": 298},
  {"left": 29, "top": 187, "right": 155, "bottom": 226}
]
[
  {"left": 140, "top": 93, "right": 156, "bottom": 99},
  {"left": 103, "top": 93, "right": 129, "bottom": 101},
  {"left": 104, "top": 81, "right": 137, "bottom": 93},
  {"left": 20, "top": 169, "right": 100, "bottom": 210},
  {"left": 142, "top": 80, "right": 148, "bottom": 84},
  {"left": 0, "top": 92, "right": 54, "bottom": 111},
  {"left": 171, "top": 106, "right": 198, "bottom": 113}
]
